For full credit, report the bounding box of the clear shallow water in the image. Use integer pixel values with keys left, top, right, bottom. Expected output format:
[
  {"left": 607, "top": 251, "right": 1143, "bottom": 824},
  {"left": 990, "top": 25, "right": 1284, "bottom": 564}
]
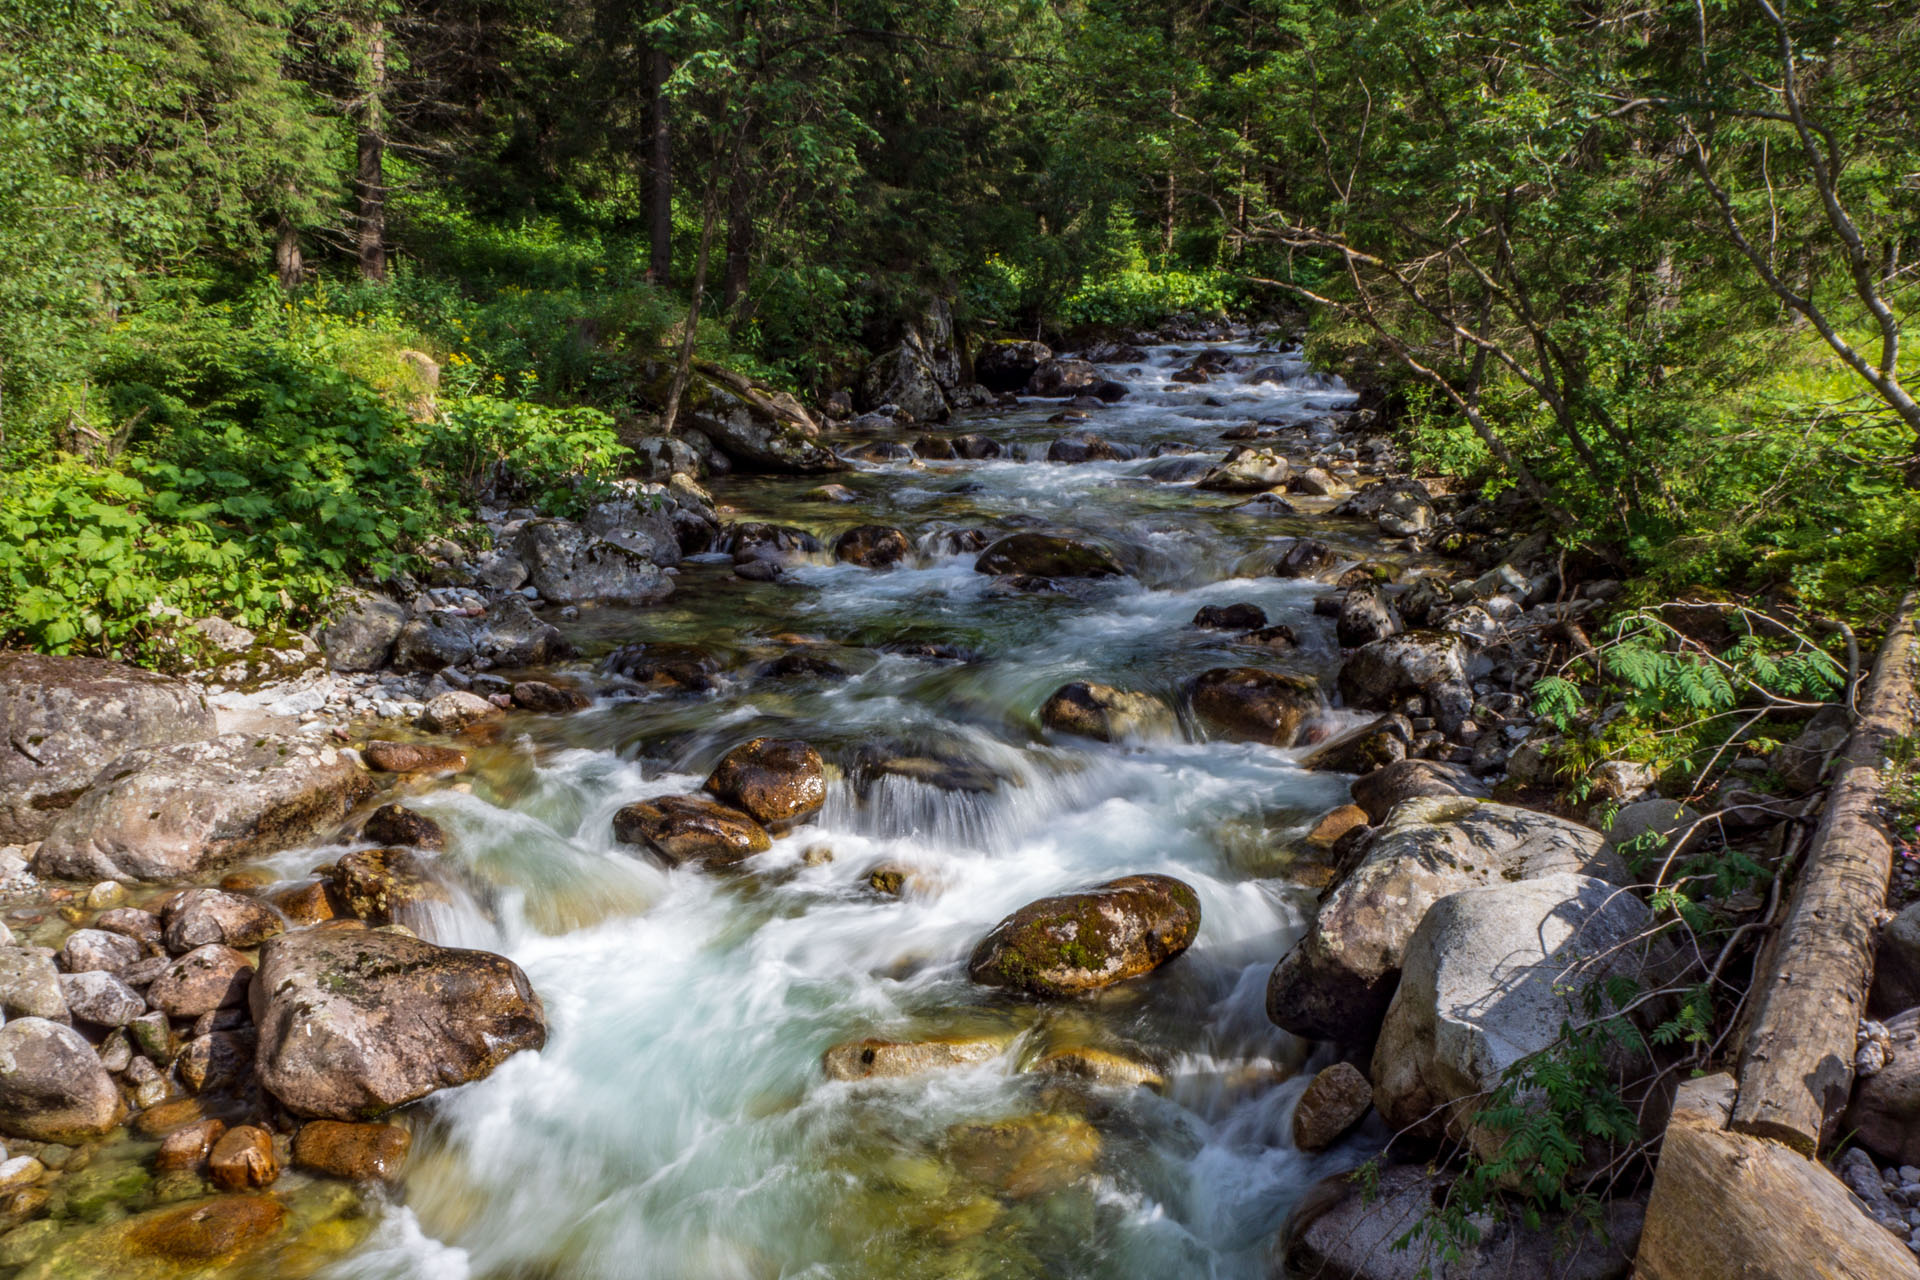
[{"left": 314, "top": 341, "right": 1397, "bottom": 1280}]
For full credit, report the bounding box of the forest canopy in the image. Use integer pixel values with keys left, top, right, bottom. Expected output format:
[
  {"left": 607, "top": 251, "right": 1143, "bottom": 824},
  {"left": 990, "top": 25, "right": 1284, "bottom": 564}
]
[{"left": 2, "top": 0, "right": 1915, "bottom": 660}]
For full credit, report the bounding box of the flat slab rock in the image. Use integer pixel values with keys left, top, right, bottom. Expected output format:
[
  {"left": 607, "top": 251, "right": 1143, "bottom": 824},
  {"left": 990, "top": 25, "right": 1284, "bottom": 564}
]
[
  {"left": 0, "top": 652, "right": 215, "bottom": 844},
  {"left": 1266, "top": 796, "right": 1624, "bottom": 1042},
  {"left": 251, "top": 924, "right": 546, "bottom": 1119},
  {"left": 33, "top": 734, "right": 374, "bottom": 882}
]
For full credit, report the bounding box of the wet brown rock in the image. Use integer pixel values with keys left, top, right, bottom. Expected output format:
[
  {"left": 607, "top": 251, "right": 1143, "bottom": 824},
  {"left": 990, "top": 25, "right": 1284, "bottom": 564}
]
[
  {"left": 1304, "top": 805, "right": 1370, "bottom": 851},
  {"left": 822, "top": 1037, "right": 1005, "bottom": 1081},
  {"left": 292, "top": 1119, "right": 412, "bottom": 1182},
  {"left": 1039, "top": 683, "right": 1174, "bottom": 743},
  {"left": 360, "top": 803, "right": 446, "bottom": 850},
  {"left": 252, "top": 926, "right": 547, "bottom": 1119},
  {"left": 146, "top": 946, "right": 253, "bottom": 1019},
  {"left": 1270, "top": 538, "right": 1340, "bottom": 580},
  {"left": 1301, "top": 715, "right": 1411, "bottom": 775},
  {"left": 702, "top": 738, "right": 827, "bottom": 825},
  {"left": 161, "top": 889, "right": 285, "bottom": 954},
  {"left": 361, "top": 741, "right": 468, "bottom": 775},
  {"left": 1351, "top": 758, "right": 1489, "bottom": 825},
  {"left": 134, "top": 1098, "right": 214, "bottom": 1138},
  {"left": 1193, "top": 603, "right": 1266, "bottom": 630},
  {"left": 154, "top": 1118, "right": 227, "bottom": 1173},
  {"left": 269, "top": 880, "right": 340, "bottom": 926},
  {"left": 833, "top": 525, "right": 913, "bottom": 569},
  {"left": 93, "top": 908, "right": 164, "bottom": 952},
  {"left": 123, "top": 1195, "right": 287, "bottom": 1264},
  {"left": 510, "top": 680, "right": 590, "bottom": 713},
  {"left": 614, "top": 795, "right": 772, "bottom": 868},
  {"left": 208, "top": 1125, "right": 278, "bottom": 1191},
  {"left": 179, "top": 1031, "right": 254, "bottom": 1094},
  {"left": 1189, "top": 668, "right": 1320, "bottom": 747},
  {"left": 968, "top": 874, "right": 1201, "bottom": 997},
  {"left": 1291, "top": 1062, "right": 1372, "bottom": 1152},
  {"left": 329, "top": 847, "right": 449, "bottom": 925}
]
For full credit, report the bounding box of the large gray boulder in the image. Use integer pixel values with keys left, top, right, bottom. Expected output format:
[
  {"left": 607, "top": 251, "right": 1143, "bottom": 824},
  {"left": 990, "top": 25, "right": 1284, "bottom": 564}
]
[
  {"left": 251, "top": 925, "right": 547, "bottom": 1119},
  {"left": 513, "top": 519, "right": 672, "bottom": 607},
  {"left": 1266, "top": 797, "right": 1624, "bottom": 1042},
  {"left": 1026, "top": 357, "right": 1099, "bottom": 397},
  {"left": 1372, "top": 873, "right": 1664, "bottom": 1159},
  {"left": 317, "top": 590, "right": 408, "bottom": 671},
  {"left": 393, "top": 595, "right": 568, "bottom": 672},
  {"left": 1278, "top": 1163, "right": 1642, "bottom": 1280},
  {"left": 1842, "top": 1007, "right": 1920, "bottom": 1165},
  {"left": 0, "top": 948, "right": 68, "bottom": 1021},
  {"left": 679, "top": 365, "right": 845, "bottom": 474},
  {"left": 858, "top": 342, "right": 951, "bottom": 424},
  {"left": 1337, "top": 630, "right": 1469, "bottom": 708},
  {"left": 33, "top": 734, "right": 375, "bottom": 882},
  {"left": 1197, "top": 447, "right": 1290, "bottom": 493},
  {"left": 0, "top": 653, "right": 215, "bottom": 843},
  {"left": 976, "top": 340, "right": 1050, "bottom": 393},
  {"left": 0, "top": 1017, "right": 124, "bottom": 1141},
  {"left": 585, "top": 495, "right": 684, "bottom": 566}
]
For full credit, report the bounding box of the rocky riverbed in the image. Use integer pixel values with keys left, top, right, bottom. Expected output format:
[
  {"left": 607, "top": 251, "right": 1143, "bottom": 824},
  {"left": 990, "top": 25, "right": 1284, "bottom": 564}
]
[{"left": 0, "top": 324, "right": 1770, "bottom": 1278}]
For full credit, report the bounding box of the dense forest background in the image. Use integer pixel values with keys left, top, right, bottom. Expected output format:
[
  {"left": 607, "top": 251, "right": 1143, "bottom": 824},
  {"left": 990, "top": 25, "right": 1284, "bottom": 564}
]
[{"left": 2, "top": 0, "right": 1915, "bottom": 661}]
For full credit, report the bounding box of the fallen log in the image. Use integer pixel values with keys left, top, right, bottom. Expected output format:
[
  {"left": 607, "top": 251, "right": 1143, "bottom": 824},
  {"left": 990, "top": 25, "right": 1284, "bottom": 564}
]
[
  {"left": 1638, "top": 1073, "right": 1920, "bottom": 1279},
  {"left": 1730, "top": 589, "right": 1920, "bottom": 1153}
]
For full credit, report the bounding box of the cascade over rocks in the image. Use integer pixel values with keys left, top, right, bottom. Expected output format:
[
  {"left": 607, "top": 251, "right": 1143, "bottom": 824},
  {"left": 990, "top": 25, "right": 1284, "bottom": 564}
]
[
  {"left": 1189, "top": 667, "right": 1320, "bottom": 746},
  {"left": 1371, "top": 872, "right": 1665, "bottom": 1160},
  {"left": 0, "top": 653, "right": 217, "bottom": 844},
  {"left": 974, "top": 533, "right": 1123, "bottom": 578},
  {"left": 1266, "top": 796, "right": 1624, "bottom": 1042},
  {"left": 34, "top": 735, "right": 374, "bottom": 882},
  {"left": 252, "top": 924, "right": 547, "bottom": 1119},
  {"left": 613, "top": 794, "right": 772, "bottom": 867},
  {"left": 1040, "top": 682, "right": 1174, "bottom": 742},
  {"left": 330, "top": 847, "right": 449, "bottom": 924},
  {"left": 968, "top": 874, "right": 1201, "bottom": 996},
  {"left": 833, "top": 525, "right": 913, "bottom": 569},
  {"left": 703, "top": 738, "right": 827, "bottom": 825}
]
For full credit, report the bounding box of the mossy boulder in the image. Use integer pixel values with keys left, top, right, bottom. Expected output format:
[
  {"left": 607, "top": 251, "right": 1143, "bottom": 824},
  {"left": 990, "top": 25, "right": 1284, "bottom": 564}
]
[
  {"left": 973, "top": 534, "right": 1122, "bottom": 579},
  {"left": 967, "top": 874, "right": 1201, "bottom": 997}
]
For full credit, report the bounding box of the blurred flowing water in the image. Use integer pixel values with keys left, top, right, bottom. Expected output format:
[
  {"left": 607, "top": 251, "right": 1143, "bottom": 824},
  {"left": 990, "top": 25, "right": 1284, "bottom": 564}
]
[{"left": 297, "top": 340, "right": 1396, "bottom": 1280}]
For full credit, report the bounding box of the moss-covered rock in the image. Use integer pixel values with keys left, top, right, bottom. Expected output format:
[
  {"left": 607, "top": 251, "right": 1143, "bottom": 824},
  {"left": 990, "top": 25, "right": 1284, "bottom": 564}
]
[
  {"left": 973, "top": 534, "right": 1122, "bottom": 579},
  {"left": 967, "top": 875, "right": 1201, "bottom": 997}
]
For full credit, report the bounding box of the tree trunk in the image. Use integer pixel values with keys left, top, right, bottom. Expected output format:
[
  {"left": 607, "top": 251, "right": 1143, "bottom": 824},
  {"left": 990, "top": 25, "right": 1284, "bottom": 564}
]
[
  {"left": 721, "top": 161, "right": 752, "bottom": 319},
  {"left": 275, "top": 216, "right": 304, "bottom": 291},
  {"left": 646, "top": 44, "right": 672, "bottom": 286},
  {"left": 660, "top": 193, "right": 720, "bottom": 436},
  {"left": 354, "top": 18, "right": 387, "bottom": 283}
]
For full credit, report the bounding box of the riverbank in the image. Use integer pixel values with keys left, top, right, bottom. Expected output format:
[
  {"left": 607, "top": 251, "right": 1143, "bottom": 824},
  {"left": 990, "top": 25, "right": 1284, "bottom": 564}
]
[{"left": 0, "top": 322, "right": 1906, "bottom": 1279}]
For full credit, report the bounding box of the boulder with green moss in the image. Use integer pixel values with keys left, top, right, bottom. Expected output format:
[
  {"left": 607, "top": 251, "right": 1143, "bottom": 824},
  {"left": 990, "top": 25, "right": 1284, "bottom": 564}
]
[{"left": 968, "top": 874, "right": 1201, "bottom": 997}]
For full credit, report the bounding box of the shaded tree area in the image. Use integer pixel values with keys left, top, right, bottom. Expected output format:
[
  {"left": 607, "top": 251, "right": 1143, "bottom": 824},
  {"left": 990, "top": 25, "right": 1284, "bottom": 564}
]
[{"left": 1, "top": 0, "right": 1914, "bottom": 657}]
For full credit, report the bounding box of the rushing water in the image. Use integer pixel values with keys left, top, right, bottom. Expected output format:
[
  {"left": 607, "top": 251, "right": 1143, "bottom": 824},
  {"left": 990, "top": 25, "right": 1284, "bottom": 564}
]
[{"left": 303, "top": 339, "right": 1399, "bottom": 1280}]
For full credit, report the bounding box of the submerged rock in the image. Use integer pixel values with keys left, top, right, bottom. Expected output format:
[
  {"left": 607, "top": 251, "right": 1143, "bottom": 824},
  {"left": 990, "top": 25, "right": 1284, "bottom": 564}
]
[
  {"left": 822, "top": 1036, "right": 1006, "bottom": 1081},
  {"left": 974, "top": 533, "right": 1123, "bottom": 579},
  {"left": 252, "top": 925, "right": 547, "bottom": 1118},
  {"left": 0, "top": 1017, "right": 124, "bottom": 1141},
  {"left": 702, "top": 738, "right": 827, "bottom": 825},
  {"left": 1028, "top": 1047, "right": 1164, "bottom": 1091},
  {"left": 1266, "top": 796, "right": 1622, "bottom": 1042},
  {"left": 293, "top": 1120, "right": 412, "bottom": 1182},
  {"left": 834, "top": 525, "right": 913, "bottom": 569},
  {"left": 968, "top": 874, "right": 1201, "bottom": 997},
  {"left": 612, "top": 794, "right": 772, "bottom": 867},
  {"left": 1188, "top": 667, "right": 1320, "bottom": 747},
  {"left": 34, "top": 735, "right": 374, "bottom": 882},
  {"left": 941, "top": 1113, "right": 1101, "bottom": 1199},
  {"left": 1039, "top": 682, "right": 1174, "bottom": 743},
  {"left": 0, "top": 653, "right": 215, "bottom": 844},
  {"left": 361, "top": 741, "right": 468, "bottom": 775}
]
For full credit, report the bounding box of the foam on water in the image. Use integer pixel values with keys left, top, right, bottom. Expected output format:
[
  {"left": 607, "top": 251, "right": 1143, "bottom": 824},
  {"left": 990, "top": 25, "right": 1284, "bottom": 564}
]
[{"left": 321, "top": 336, "right": 1385, "bottom": 1280}]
